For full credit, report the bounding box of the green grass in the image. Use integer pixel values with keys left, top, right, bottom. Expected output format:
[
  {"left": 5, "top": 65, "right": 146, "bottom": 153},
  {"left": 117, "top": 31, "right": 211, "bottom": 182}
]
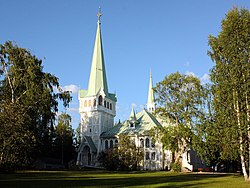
[{"left": 0, "top": 170, "right": 249, "bottom": 188}]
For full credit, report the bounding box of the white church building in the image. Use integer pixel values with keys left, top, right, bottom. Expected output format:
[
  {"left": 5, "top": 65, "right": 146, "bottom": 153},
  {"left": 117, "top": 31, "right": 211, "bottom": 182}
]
[{"left": 76, "top": 10, "right": 204, "bottom": 171}]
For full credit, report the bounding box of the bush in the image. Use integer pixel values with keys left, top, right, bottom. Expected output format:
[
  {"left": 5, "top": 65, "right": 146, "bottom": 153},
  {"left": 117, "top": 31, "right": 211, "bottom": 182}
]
[
  {"left": 98, "top": 149, "right": 120, "bottom": 171},
  {"left": 170, "top": 162, "right": 181, "bottom": 172}
]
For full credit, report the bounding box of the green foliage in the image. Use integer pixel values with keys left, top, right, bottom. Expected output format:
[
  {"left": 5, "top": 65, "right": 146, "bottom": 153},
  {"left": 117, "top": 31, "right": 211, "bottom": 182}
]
[
  {"left": 0, "top": 41, "right": 72, "bottom": 170},
  {"left": 170, "top": 162, "right": 182, "bottom": 172},
  {"left": 54, "top": 112, "right": 75, "bottom": 164},
  {"left": 154, "top": 72, "right": 205, "bottom": 163},
  {"left": 98, "top": 135, "right": 144, "bottom": 171},
  {"left": 98, "top": 148, "right": 120, "bottom": 171},
  {"left": 208, "top": 7, "right": 250, "bottom": 178},
  {"left": 0, "top": 102, "right": 36, "bottom": 172}
]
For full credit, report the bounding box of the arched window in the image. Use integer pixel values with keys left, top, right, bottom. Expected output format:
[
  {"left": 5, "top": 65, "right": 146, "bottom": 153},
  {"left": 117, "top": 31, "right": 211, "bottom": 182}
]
[
  {"left": 140, "top": 138, "right": 144, "bottom": 148},
  {"left": 105, "top": 140, "right": 108, "bottom": 150},
  {"left": 88, "top": 100, "right": 91, "bottom": 107},
  {"left": 115, "top": 139, "right": 118, "bottom": 146},
  {"left": 151, "top": 140, "right": 155, "bottom": 148},
  {"left": 107, "top": 102, "right": 109, "bottom": 109},
  {"left": 84, "top": 100, "right": 87, "bottom": 107},
  {"left": 98, "top": 96, "right": 103, "bottom": 106},
  {"left": 151, "top": 152, "right": 156, "bottom": 160},
  {"left": 110, "top": 140, "right": 113, "bottom": 148},
  {"left": 110, "top": 103, "right": 112, "bottom": 110},
  {"left": 145, "top": 138, "right": 150, "bottom": 148},
  {"left": 104, "top": 100, "right": 106, "bottom": 107},
  {"left": 93, "top": 99, "right": 96, "bottom": 106},
  {"left": 146, "top": 152, "right": 150, "bottom": 160}
]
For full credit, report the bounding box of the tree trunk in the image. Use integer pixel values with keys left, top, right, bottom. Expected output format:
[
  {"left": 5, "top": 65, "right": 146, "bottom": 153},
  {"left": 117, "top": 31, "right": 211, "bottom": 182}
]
[
  {"left": 243, "top": 74, "right": 250, "bottom": 180},
  {"left": 245, "top": 94, "right": 250, "bottom": 181},
  {"left": 234, "top": 92, "right": 249, "bottom": 180},
  {"left": 2, "top": 62, "right": 14, "bottom": 103}
]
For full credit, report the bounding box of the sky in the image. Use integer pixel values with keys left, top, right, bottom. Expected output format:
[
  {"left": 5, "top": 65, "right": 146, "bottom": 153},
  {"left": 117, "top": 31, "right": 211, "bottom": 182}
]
[{"left": 1, "top": 0, "right": 249, "bottom": 129}]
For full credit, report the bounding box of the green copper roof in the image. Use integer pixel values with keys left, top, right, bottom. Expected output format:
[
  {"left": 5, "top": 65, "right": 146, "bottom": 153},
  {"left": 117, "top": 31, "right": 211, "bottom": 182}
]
[
  {"left": 129, "top": 106, "right": 137, "bottom": 121},
  {"left": 147, "top": 71, "right": 155, "bottom": 105},
  {"left": 87, "top": 10, "right": 109, "bottom": 97},
  {"left": 101, "top": 109, "right": 162, "bottom": 138}
]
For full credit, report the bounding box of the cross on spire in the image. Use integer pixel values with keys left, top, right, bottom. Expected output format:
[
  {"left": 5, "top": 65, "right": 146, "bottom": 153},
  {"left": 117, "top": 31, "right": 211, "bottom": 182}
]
[{"left": 97, "top": 7, "right": 102, "bottom": 23}]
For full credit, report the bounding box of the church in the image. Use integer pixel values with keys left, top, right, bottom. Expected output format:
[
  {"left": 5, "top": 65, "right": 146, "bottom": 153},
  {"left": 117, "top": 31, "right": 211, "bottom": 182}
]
[{"left": 76, "top": 10, "right": 204, "bottom": 171}]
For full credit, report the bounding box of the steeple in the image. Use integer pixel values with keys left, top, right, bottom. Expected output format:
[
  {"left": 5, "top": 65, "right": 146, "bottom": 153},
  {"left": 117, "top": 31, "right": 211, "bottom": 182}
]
[
  {"left": 147, "top": 71, "right": 156, "bottom": 113},
  {"left": 87, "top": 7, "right": 109, "bottom": 96},
  {"left": 129, "top": 106, "right": 137, "bottom": 121}
]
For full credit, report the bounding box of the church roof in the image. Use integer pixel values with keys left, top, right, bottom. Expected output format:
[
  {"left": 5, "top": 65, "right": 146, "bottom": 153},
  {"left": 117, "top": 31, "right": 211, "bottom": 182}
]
[
  {"left": 85, "top": 136, "right": 97, "bottom": 153},
  {"left": 80, "top": 8, "right": 116, "bottom": 102},
  {"left": 101, "top": 109, "right": 162, "bottom": 138}
]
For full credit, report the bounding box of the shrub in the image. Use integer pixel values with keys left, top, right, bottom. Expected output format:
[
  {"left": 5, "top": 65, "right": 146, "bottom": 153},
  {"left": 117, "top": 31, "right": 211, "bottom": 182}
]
[{"left": 170, "top": 162, "right": 181, "bottom": 172}]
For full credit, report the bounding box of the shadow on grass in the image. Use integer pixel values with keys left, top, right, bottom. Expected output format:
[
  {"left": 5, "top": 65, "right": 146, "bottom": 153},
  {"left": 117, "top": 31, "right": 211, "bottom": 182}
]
[{"left": 0, "top": 170, "right": 245, "bottom": 188}]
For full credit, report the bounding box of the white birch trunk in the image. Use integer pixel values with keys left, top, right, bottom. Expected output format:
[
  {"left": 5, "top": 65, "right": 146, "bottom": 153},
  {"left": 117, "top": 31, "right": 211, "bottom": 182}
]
[
  {"left": 234, "top": 91, "right": 249, "bottom": 180},
  {"left": 2, "top": 62, "right": 14, "bottom": 103},
  {"left": 245, "top": 94, "right": 250, "bottom": 181},
  {"left": 243, "top": 74, "right": 250, "bottom": 180}
]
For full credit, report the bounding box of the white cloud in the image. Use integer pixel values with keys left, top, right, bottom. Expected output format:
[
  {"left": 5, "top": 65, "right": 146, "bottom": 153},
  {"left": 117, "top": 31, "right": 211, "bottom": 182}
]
[
  {"left": 200, "top": 73, "right": 210, "bottom": 84},
  {"left": 62, "top": 84, "right": 80, "bottom": 94}
]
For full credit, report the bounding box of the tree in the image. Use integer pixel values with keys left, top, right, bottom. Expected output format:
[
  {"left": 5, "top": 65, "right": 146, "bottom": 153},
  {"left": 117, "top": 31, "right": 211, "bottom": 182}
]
[
  {"left": 208, "top": 7, "right": 250, "bottom": 180},
  {"left": 54, "top": 112, "right": 75, "bottom": 165},
  {"left": 98, "top": 135, "right": 144, "bottom": 171},
  {"left": 0, "top": 102, "right": 35, "bottom": 171},
  {"left": 0, "top": 41, "right": 71, "bottom": 170},
  {"left": 154, "top": 72, "right": 205, "bottom": 168}
]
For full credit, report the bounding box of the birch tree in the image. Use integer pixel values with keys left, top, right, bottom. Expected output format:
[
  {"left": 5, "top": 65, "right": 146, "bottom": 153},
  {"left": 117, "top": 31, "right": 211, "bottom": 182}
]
[
  {"left": 208, "top": 7, "right": 250, "bottom": 181},
  {"left": 154, "top": 72, "right": 205, "bottom": 168},
  {"left": 0, "top": 41, "right": 71, "bottom": 170}
]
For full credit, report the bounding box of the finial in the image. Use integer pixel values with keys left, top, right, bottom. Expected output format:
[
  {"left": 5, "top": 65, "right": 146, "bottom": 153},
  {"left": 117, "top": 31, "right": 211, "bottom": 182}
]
[{"left": 97, "top": 6, "right": 102, "bottom": 23}]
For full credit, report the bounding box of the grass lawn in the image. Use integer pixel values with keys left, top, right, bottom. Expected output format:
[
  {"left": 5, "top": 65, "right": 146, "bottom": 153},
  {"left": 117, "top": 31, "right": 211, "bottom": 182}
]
[{"left": 0, "top": 170, "right": 249, "bottom": 188}]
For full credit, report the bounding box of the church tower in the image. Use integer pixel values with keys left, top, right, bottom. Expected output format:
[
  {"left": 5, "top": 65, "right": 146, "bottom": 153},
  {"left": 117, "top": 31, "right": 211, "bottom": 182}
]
[
  {"left": 147, "top": 71, "right": 156, "bottom": 113},
  {"left": 77, "top": 8, "right": 117, "bottom": 166}
]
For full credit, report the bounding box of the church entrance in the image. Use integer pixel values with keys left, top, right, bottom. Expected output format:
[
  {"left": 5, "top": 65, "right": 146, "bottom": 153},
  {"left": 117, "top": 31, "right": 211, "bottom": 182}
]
[{"left": 83, "top": 146, "right": 91, "bottom": 166}]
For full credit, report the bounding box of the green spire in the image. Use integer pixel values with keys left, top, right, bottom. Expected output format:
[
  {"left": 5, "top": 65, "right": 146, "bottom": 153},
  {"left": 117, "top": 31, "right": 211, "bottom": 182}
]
[
  {"left": 147, "top": 70, "right": 155, "bottom": 105},
  {"left": 129, "top": 106, "right": 137, "bottom": 121},
  {"left": 87, "top": 7, "right": 109, "bottom": 96}
]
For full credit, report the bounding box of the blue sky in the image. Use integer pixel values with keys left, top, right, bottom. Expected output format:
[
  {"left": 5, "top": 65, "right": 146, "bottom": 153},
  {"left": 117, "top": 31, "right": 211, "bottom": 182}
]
[{"left": 1, "top": 0, "right": 249, "bottom": 129}]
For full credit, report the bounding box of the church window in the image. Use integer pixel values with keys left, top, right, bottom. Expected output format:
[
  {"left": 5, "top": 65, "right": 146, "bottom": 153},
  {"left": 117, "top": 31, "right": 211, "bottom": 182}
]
[
  {"left": 146, "top": 152, "right": 150, "bottom": 160},
  {"left": 84, "top": 100, "right": 87, "bottom": 107},
  {"left": 151, "top": 152, "right": 156, "bottom": 160},
  {"left": 151, "top": 140, "right": 155, "bottom": 148},
  {"left": 115, "top": 139, "right": 118, "bottom": 146},
  {"left": 110, "top": 140, "right": 113, "bottom": 148},
  {"left": 107, "top": 102, "right": 109, "bottom": 109},
  {"left": 140, "top": 139, "right": 144, "bottom": 148},
  {"left": 88, "top": 100, "right": 91, "bottom": 106},
  {"left": 187, "top": 151, "right": 190, "bottom": 163},
  {"left": 104, "top": 100, "right": 106, "bottom": 107},
  {"left": 110, "top": 103, "right": 112, "bottom": 110},
  {"left": 130, "top": 123, "right": 134, "bottom": 128},
  {"left": 98, "top": 96, "right": 103, "bottom": 105},
  {"left": 156, "top": 154, "right": 159, "bottom": 161},
  {"left": 93, "top": 99, "right": 96, "bottom": 106},
  {"left": 105, "top": 140, "right": 108, "bottom": 150},
  {"left": 89, "top": 128, "right": 92, "bottom": 133},
  {"left": 146, "top": 138, "right": 150, "bottom": 148}
]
